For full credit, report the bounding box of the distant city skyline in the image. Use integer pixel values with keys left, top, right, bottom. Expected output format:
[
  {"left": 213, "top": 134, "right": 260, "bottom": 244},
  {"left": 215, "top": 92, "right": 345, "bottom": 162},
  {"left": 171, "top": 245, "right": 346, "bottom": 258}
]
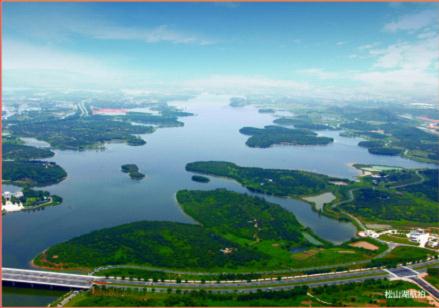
[{"left": 3, "top": 2, "right": 439, "bottom": 103}]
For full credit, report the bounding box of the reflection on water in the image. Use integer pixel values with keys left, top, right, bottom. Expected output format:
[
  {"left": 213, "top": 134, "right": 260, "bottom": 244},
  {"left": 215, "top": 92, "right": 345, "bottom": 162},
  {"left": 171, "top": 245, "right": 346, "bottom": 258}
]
[
  {"left": 2, "top": 286, "right": 66, "bottom": 307},
  {"left": 3, "top": 94, "right": 433, "bottom": 269}
]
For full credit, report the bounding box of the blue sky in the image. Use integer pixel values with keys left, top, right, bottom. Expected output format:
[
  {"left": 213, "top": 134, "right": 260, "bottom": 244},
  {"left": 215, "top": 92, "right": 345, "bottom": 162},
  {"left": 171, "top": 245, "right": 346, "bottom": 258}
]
[{"left": 3, "top": 2, "right": 439, "bottom": 103}]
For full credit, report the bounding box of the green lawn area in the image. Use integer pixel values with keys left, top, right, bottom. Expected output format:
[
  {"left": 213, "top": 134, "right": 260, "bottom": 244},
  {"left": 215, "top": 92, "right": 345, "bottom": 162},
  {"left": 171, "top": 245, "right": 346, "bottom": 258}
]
[
  {"left": 311, "top": 279, "right": 432, "bottom": 307},
  {"left": 371, "top": 246, "right": 435, "bottom": 267},
  {"left": 290, "top": 247, "right": 370, "bottom": 268},
  {"left": 379, "top": 234, "right": 417, "bottom": 245},
  {"left": 424, "top": 268, "right": 439, "bottom": 289}
]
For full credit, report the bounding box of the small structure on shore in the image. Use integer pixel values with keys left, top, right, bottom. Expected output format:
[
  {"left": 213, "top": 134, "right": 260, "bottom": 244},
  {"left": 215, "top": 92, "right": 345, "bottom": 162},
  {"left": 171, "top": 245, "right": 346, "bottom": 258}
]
[
  {"left": 2, "top": 191, "right": 25, "bottom": 213},
  {"left": 358, "top": 229, "right": 379, "bottom": 238}
]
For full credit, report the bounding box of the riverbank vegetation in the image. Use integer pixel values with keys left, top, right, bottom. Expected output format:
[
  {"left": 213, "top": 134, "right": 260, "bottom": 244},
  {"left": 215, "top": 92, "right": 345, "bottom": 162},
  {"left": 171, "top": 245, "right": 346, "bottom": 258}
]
[
  {"left": 341, "top": 166, "right": 438, "bottom": 225},
  {"left": 341, "top": 187, "right": 438, "bottom": 224},
  {"left": 239, "top": 126, "right": 333, "bottom": 148}
]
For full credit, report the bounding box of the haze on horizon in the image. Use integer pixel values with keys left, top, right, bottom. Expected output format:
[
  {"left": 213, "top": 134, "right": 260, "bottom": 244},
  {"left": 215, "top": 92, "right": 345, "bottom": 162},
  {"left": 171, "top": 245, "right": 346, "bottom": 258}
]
[{"left": 3, "top": 2, "right": 439, "bottom": 104}]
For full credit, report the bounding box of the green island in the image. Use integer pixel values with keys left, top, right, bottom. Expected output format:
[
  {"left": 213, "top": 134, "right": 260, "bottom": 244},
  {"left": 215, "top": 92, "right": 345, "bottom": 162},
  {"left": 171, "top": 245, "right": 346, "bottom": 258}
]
[
  {"left": 273, "top": 117, "right": 333, "bottom": 130},
  {"left": 33, "top": 189, "right": 389, "bottom": 272},
  {"left": 234, "top": 99, "right": 439, "bottom": 164},
  {"left": 336, "top": 108, "right": 439, "bottom": 163},
  {"left": 4, "top": 103, "right": 193, "bottom": 150},
  {"left": 116, "top": 112, "right": 184, "bottom": 128},
  {"left": 61, "top": 279, "right": 431, "bottom": 307},
  {"left": 121, "top": 164, "right": 145, "bottom": 180},
  {"left": 258, "top": 108, "right": 275, "bottom": 113},
  {"left": 3, "top": 160, "right": 67, "bottom": 187},
  {"left": 7, "top": 114, "right": 151, "bottom": 150},
  {"left": 191, "top": 175, "right": 210, "bottom": 183},
  {"left": 186, "top": 161, "right": 341, "bottom": 198},
  {"left": 239, "top": 126, "right": 334, "bottom": 148},
  {"left": 2, "top": 142, "right": 54, "bottom": 160}
]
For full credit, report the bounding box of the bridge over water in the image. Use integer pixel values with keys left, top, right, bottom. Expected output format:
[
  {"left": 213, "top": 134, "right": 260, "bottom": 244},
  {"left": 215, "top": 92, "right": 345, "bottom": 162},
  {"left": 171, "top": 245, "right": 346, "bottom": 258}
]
[{"left": 2, "top": 268, "right": 94, "bottom": 289}]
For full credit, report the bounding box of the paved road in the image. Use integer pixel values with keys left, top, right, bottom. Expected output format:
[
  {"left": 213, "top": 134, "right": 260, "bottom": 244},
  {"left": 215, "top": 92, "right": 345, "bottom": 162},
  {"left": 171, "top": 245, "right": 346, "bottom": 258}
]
[
  {"left": 410, "top": 277, "right": 439, "bottom": 300},
  {"left": 77, "top": 102, "right": 89, "bottom": 117},
  {"left": 387, "top": 170, "right": 425, "bottom": 190},
  {"left": 102, "top": 268, "right": 387, "bottom": 289},
  {"left": 329, "top": 188, "right": 367, "bottom": 231},
  {"left": 387, "top": 267, "right": 419, "bottom": 278}
]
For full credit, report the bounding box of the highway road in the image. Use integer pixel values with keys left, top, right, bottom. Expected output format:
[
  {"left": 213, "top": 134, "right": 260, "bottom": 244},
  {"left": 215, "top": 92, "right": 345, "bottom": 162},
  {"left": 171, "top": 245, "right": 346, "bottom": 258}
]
[{"left": 3, "top": 259, "right": 438, "bottom": 295}]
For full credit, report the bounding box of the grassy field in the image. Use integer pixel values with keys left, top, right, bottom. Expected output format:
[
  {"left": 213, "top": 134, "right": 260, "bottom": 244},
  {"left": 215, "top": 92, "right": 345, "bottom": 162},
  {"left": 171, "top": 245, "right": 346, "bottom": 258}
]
[
  {"left": 371, "top": 246, "right": 435, "bottom": 267},
  {"left": 424, "top": 268, "right": 439, "bottom": 289},
  {"left": 379, "top": 234, "right": 417, "bottom": 246}
]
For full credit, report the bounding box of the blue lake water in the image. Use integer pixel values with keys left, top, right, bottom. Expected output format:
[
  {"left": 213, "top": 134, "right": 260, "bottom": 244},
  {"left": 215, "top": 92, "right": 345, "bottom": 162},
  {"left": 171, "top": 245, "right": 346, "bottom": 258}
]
[{"left": 3, "top": 94, "right": 433, "bottom": 270}]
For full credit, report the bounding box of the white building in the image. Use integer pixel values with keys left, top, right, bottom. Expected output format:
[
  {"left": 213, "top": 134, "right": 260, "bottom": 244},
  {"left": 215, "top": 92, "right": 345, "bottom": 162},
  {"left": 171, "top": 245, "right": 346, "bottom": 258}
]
[
  {"left": 14, "top": 191, "right": 24, "bottom": 198},
  {"left": 358, "top": 230, "right": 379, "bottom": 238},
  {"left": 406, "top": 229, "right": 435, "bottom": 248},
  {"left": 407, "top": 229, "right": 426, "bottom": 242},
  {"left": 2, "top": 191, "right": 25, "bottom": 213}
]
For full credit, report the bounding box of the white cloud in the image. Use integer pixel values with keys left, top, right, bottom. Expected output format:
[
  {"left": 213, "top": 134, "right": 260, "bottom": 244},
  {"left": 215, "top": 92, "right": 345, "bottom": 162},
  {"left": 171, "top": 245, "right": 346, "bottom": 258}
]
[
  {"left": 76, "top": 24, "right": 214, "bottom": 45},
  {"left": 354, "top": 69, "right": 438, "bottom": 100},
  {"left": 180, "top": 75, "right": 311, "bottom": 95},
  {"left": 3, "top": 40, "right": 154, "bottom": 89},
  {"left": 370, "top": 35, "right": 438, "bottom": 71},
  {"left": 6, "top": 8, "right": 214, "bottom": 46},
  {"left": 296, "top": 68, "right": 340, "bottom": 80},
  {"left": 384, "top": 9, "right": 439, "bottom": 32}
]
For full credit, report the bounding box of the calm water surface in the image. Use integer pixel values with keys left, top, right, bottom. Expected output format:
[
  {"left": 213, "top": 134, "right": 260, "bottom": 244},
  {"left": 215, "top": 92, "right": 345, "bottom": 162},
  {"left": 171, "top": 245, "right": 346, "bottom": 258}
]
[
  {"left": 3, "top": 94, "right": 433, "bottom": 270},
  {"left": 2, "top": 286, "right": 66, "bottom": 307}
]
